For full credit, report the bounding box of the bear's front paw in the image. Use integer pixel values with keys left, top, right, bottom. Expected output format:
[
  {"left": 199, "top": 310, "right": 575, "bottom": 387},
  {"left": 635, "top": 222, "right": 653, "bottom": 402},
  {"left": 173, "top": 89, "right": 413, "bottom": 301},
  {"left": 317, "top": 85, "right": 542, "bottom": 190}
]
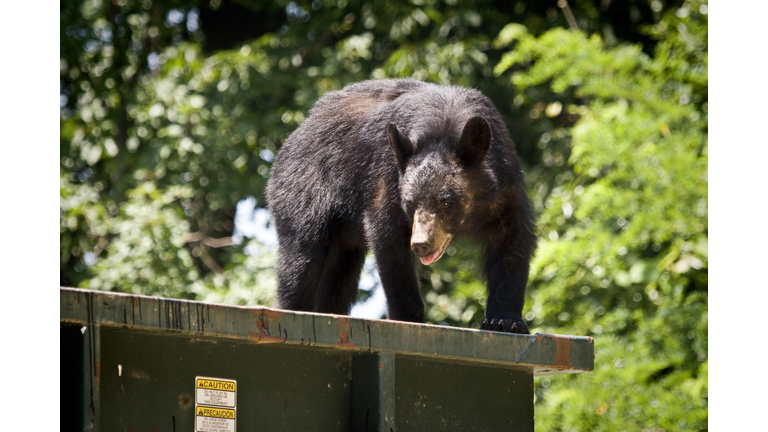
[{"left": 481, "top": 318, "right": 530, "bottom": 334}]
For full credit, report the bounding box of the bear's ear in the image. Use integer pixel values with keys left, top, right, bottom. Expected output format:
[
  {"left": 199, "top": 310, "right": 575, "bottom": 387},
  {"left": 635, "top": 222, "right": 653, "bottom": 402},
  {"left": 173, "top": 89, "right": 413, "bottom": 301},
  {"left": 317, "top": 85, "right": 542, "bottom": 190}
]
[
  {"left": 457, "top": 116, "right": 492, "bottom": 166},
  {"left": 387, "top": 123, "right": 415, "bottom": 171}
]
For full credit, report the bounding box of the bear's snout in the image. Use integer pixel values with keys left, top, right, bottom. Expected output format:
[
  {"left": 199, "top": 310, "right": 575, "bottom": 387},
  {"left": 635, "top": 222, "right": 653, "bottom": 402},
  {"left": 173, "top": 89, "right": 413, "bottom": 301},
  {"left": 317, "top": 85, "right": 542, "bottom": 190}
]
[
  {"left": 411, "top": 210, "right": 452, "bottom": 265},
  {"left": 410, "top": 211, "right": 434, "bottom": 257}
]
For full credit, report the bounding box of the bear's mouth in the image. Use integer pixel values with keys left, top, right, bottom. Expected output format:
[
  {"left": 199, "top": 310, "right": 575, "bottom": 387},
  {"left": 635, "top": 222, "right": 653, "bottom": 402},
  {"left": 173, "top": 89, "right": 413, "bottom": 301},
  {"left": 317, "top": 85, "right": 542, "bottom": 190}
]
[
  {"left": 419, "top": 247, "right": 444, "bottom": 266},
  {"left": 418, "top": 237, "right": 452, "bottom": 266}
]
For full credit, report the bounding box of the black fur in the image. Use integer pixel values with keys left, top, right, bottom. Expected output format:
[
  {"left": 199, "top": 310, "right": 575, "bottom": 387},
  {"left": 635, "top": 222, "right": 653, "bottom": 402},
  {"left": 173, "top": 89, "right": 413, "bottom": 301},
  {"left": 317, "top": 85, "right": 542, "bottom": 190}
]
[{"left": 266, "top": 79, "right": 537, "bottom": 334}]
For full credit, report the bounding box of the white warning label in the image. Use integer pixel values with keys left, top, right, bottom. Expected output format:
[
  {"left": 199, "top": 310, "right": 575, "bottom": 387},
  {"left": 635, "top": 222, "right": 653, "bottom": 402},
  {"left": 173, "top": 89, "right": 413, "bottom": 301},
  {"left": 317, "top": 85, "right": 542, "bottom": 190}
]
[
  {"left": 196, "top": 377, "right": 237, "bottom": 408},
  {"left": 195, "top": 376, "right": 237, "bottom": 432},
  {"left": 195, "top": 406, "right": 236, "bottom": 432}
]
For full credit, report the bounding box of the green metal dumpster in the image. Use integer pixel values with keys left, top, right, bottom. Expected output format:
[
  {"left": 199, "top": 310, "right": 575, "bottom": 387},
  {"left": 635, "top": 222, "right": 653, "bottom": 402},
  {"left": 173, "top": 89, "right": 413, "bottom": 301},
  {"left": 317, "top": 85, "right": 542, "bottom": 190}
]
[{"left": 60, "top": 287, "right": 593, "bottom": 431}]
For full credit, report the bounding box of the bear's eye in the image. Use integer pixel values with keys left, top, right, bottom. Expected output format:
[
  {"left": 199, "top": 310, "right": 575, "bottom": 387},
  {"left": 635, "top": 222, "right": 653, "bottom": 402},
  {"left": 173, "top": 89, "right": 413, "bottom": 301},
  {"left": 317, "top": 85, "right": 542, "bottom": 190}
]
[
  {"left": 405, "top": 200, "right": 414, "bottom": 210},
  {"left": 442, "top": 200, "right": 451, "bottom": 208}
]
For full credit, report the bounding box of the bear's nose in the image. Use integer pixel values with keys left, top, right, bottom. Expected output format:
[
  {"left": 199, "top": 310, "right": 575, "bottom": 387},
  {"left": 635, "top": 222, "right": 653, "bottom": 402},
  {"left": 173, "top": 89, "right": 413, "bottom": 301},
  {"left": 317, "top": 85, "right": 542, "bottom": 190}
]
[{"left": 411, "top": 242, "right": 431, "bottom": 257}]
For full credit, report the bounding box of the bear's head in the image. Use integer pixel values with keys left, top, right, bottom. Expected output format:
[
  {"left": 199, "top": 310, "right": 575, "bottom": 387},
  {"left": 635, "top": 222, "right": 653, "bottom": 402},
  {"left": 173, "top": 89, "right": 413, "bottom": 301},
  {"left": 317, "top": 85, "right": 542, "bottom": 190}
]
[{"left": 387, "top": 116, "right": 500, "bottom": 265}]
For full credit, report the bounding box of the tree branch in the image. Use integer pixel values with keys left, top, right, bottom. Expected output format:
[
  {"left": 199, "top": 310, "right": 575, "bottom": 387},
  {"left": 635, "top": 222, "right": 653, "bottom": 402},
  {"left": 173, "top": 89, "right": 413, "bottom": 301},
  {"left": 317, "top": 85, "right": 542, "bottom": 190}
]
[
  {"left": 557, "top": 0, "right": 580, "bottom": 30},
  {"left": 202, "top": 237, "right": 234, "bottom": 248}
]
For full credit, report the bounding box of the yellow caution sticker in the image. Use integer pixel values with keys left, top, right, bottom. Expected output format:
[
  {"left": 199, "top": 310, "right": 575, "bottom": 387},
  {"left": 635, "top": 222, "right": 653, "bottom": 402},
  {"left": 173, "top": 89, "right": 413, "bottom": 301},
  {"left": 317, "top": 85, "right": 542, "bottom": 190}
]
[
  {"left": 195, "top": 376, "right": 237, "bottom": 432},
  {"left": 195, "top": 407, "right": 235, "bottom": 432},
  {"left": 195, "top": 376, "right": 237, "bottom": 408}
]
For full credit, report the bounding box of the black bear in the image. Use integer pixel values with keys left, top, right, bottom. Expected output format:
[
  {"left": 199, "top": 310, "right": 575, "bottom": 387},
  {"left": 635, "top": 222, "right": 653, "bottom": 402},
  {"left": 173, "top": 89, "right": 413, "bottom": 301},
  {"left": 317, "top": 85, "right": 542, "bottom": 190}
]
[{"left": 266, "top": 79, "right": 536, "bottom": 333}]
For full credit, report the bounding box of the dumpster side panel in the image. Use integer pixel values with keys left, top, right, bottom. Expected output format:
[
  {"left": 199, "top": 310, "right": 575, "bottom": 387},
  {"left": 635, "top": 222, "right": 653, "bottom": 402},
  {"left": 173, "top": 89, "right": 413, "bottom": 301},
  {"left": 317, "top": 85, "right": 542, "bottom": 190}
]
[
  {"left": 98, "top": 328, "right": 353, "bottom": 431},
  {"left": 395, "top": 356, "right": 534, "bottom": 432}
]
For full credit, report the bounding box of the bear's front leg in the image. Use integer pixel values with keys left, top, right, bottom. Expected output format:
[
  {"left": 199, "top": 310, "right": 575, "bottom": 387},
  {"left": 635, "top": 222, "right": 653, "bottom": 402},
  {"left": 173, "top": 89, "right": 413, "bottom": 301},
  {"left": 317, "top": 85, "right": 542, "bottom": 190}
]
[
  {"left": 368, "top": 222, "right": 425, "bottom": 323},
  {"left": 481, "top": 231, "right": 532, "bottom": 334}
]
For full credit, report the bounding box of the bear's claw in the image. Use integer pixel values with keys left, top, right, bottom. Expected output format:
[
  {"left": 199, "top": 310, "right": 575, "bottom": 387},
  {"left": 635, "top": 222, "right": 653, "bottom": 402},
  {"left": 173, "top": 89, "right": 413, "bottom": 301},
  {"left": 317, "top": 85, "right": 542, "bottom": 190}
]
[{"left": 481, "top": 318, "right": 529, "bottom": 334}]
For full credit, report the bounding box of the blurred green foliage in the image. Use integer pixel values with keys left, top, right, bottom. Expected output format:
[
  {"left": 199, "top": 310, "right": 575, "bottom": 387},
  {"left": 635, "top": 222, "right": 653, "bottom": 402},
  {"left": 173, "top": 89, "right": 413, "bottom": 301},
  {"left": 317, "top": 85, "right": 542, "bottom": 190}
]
[
  {"left": 493, "top": 2, "right": 707, "bottom": 430},
  {"left": 61, "top": 0, "right": 707, "bottom": 429}
]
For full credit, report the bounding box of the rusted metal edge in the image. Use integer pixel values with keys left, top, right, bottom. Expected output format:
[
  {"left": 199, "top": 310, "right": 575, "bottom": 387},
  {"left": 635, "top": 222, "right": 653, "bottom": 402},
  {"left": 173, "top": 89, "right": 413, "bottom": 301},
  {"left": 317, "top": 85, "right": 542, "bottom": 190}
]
[{"left": 60, "top": 287, "right": 593, "bottom": 376}]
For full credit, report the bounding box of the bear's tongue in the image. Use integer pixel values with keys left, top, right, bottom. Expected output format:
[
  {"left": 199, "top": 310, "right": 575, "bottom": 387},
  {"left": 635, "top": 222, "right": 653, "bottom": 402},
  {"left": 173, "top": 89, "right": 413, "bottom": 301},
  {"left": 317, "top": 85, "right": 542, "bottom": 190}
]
[{"left": 419, "top": 247, "right": 442, "bottom": 266}]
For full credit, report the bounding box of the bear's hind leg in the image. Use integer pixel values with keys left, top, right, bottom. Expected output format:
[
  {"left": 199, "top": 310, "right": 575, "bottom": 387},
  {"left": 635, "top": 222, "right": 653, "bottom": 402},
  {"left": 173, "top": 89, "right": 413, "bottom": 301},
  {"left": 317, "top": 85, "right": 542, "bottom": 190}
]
[
  {"left": 274, "top": 238, "right": 327, "bottom": 312},
  {"left": 314, "top": 244, "right": 366, "bottom": 315}
]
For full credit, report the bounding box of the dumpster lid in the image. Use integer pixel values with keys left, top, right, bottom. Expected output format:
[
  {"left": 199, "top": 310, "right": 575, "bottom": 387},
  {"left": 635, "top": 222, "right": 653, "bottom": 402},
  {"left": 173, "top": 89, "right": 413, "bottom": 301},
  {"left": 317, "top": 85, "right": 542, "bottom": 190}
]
[{"left": 60, "top": 287, "right": 593, "bottom": 376}]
